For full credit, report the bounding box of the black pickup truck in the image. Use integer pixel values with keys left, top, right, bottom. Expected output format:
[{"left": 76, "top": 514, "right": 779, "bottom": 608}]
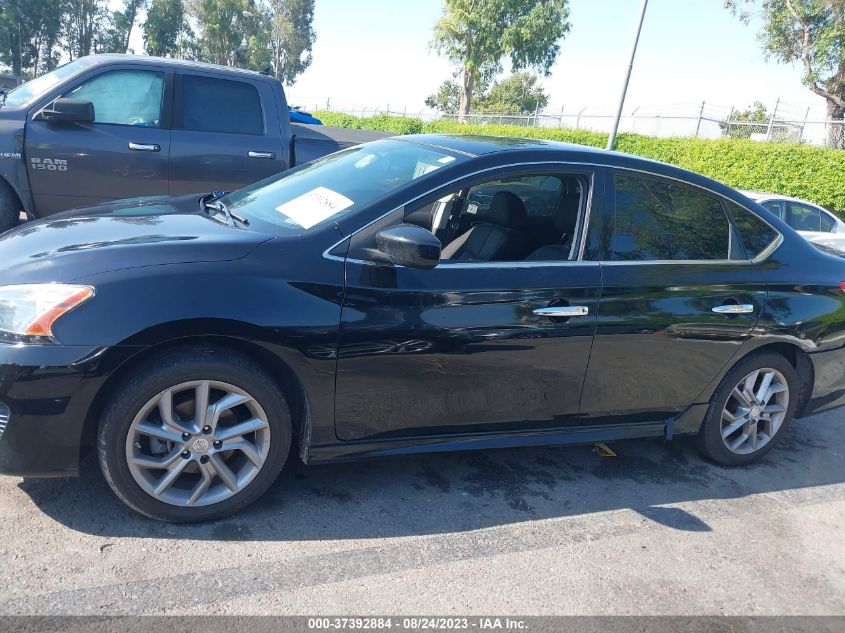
[{"left": 0, "top": 54, "right": 382, "bottom": 231}]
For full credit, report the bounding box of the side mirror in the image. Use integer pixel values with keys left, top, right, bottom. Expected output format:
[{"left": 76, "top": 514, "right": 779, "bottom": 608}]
[
  {"left": 41, "top": 98, "right": 95, "bottom": 123},
  {"left": 375, "top": 224, "right": 441, "bottom": 269}
]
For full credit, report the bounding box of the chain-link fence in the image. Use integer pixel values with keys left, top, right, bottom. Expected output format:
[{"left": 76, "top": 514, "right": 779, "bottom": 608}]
[{"left": 302, "top": 98, "right": 845, "bottom": 149}]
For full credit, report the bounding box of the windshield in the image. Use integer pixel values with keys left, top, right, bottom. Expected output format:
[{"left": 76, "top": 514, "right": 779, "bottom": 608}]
[
  {"left": 223, "top": 139, "right": 466, "bottom": 231},
  {"left": 3, "top": 58, "right": 98, "bottom": 108}
]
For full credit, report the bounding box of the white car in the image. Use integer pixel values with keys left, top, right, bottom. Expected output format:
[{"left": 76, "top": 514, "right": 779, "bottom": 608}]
[{"left": 741, "top": 190, "right": 845, "bottom": 250}]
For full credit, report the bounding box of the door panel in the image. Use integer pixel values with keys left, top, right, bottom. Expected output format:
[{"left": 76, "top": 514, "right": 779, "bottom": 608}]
[
  {"left": 25, "top": 69, "right": 170, "bottom": 215},
  {"left": 26, "top": 122, "right": 171, "bottom": 214},
  {"left": 580, "top": 263, "right": 766, "bottom": 422},
  {"left": 169, "top": 73, "right": 285, "bottom": 195},
  {"left": 334, "top": 261, "right": 601, "bottom": 441}
]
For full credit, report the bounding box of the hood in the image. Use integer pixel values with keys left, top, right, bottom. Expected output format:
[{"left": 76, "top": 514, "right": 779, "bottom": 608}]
[{"left": 0, "top": 194, "right": 273, "bottom": 284}]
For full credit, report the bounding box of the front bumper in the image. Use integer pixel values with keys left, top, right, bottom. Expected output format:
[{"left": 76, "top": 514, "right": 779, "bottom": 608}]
[
  {"left": 0, "top": 343, "right": 118, "bottom": 477},
  {"left": 806, "top": 345, "right": 845, "bottom": 415}
]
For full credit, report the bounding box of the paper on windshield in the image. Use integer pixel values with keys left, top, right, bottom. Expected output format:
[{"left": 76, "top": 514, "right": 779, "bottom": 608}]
[{"left": 275, "top": 187, "right": 354, "bottom": 229}]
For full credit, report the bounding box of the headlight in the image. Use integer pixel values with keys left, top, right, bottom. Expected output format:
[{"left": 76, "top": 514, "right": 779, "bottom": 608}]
[{"left": 0, "top": 284, "right": 94, "bottom": 342}]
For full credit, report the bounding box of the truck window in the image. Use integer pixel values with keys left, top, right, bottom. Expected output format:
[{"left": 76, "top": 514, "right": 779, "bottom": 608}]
[
  {"left": 181, "top": 75, "right": 264, "bottom": 135},
  {"left": 64, "top": 70, "right": 164, "bottom": 127}
]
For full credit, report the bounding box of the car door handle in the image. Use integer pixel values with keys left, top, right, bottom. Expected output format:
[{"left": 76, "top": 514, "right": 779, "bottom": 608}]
[
  {"left": 248, "top": 151, "right": 275, "bottom": 159},
  {"left": 712, "top": 304, "right": 755, "bottom": 315},
  {"left": 128, "top": 142, "right": 160, "bottom": 152},
  {"left": 533, "top": 306, "right": 590, "bottom": 317}
]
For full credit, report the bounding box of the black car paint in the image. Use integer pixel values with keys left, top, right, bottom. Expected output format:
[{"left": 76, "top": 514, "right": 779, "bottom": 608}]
[{"left": 1, "top": 135, "right": 845, "bottom": 478}]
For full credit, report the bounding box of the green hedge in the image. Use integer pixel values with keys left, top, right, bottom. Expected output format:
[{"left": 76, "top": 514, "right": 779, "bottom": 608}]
[{"left": 314, "top": 111, "right": 845, "bottom": 214}]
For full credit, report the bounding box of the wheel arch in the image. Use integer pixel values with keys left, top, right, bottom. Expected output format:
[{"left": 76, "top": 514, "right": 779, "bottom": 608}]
[
  {"left": 704, "top": 340, "right": 814, "bottom": 417},
  {"left": 80, "top": 334, "right": 313, "bottom": 463},
  {"left": 0, "top": 174, "right": 27, "bottom": 218}
]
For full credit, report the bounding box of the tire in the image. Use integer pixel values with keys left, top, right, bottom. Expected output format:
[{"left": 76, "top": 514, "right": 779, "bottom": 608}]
[
  {"left": 698, "top": 351, "right": 798, "bottom": 466},
  {"left": 98, "top": 346, "right": 292, "bottom": 522},
  {"left": 0, "top": 180, "right": 21, "bottom": 233}
]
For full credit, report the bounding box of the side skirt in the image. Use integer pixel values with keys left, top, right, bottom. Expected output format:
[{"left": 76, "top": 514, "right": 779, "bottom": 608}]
[{"left": 304, "top": 414, "right": 704, "bottom": 465}]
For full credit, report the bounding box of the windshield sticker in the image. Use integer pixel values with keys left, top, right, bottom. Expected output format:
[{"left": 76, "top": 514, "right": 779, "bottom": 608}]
[
  {"left": 438, "top": 156, "right": 456, "bottom": 164},
  {"left": 275, "top": 187, "right": 354, "bottom": 229}
]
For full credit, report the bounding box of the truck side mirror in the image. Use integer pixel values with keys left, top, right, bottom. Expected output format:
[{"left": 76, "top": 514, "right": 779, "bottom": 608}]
[{"left": 41, "top": 98, "right": 95, "bottom": 124}]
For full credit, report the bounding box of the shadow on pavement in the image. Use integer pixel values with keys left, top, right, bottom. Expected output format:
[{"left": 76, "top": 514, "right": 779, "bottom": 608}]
[{"left": 16, "top": 413, "right": 844, "bottom": 541}]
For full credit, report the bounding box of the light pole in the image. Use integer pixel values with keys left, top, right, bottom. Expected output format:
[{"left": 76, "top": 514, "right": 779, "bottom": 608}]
[{"left": 607, "top": 0, "right": 649, "bottom": 151}]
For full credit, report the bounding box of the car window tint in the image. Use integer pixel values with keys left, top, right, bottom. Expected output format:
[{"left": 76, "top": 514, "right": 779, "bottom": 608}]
[
  {"left": 820, "top": 211, "right": 837, "bottom": 232},
  {"left": 65, "top": 70, "right": 164, "bottom": 127},
  {"left": 789, "top": 203, "right": 822, "bottom": 232},
  {"left": 466, "top": 175, "right": 563, "bottom": 217},
  {"left": 612, "top": 174, "right": 730, "bottom": 261},
  {"left": 181, "top": 75, "right": 263, "bottom": 135},
  {"left": 760, "top": 200, "right": 785, "bottom": 220},
  {"left": 727, "top": 202, "right": 779, "bottom": 259}
]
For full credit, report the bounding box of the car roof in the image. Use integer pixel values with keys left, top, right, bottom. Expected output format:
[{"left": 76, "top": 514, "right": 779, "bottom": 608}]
[
  {"left": 399, "top": 134, "right": 737, "bottom": 196},
  {"left": 86, "top": 54, "right": 275, "bottom": 81},
  {"left": 741, "top": 190, "right": 823, "bottom": 208}
]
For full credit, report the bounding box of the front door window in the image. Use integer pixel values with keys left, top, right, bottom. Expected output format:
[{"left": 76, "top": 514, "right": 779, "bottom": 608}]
[{"left": 64, "top": 70, "right": 165, "bottom": 127}]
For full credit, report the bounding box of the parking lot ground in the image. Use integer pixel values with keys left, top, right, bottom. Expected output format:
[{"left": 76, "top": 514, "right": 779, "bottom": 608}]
[{"left": 1, "top": 410, "right": 844, "bottom": 616}]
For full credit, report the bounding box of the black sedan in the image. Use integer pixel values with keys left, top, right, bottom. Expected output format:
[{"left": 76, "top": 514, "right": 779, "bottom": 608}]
[{"left": 1, "top": 135, "right": 843, "bottom": 522}]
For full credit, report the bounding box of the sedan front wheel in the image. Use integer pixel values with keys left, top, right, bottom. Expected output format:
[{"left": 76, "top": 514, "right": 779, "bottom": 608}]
[{"left": 98, "top": 347, "right": 291, "bottom": 522}]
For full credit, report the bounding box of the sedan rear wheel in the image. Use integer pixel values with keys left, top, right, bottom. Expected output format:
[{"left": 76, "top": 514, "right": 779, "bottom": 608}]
[
  {"left": 99, "top": 347, "right": 291, "bottom": 522},
  {"left": 698, "top": 351, "right": 798, "bottom": 466},
  {"left": 719, "top": 368, "right": 789, "bottom": 455}
]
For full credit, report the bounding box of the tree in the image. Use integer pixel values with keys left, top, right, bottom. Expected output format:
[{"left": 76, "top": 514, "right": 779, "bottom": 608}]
[
  {"left": 143, "top": 0, "right": 191, "bottom": 57},
  {"left": 190, "top": 0, "right": 283, "bottom": 71},
  {"left": 720, "top": 101, "right": 771, "bottom": 138},
  {"left": 100, "top": 0, "right": 147, "bottom": 53},
  {"left": 425, "top": 80, "right": 462, "bottom": 113},
  {"left": 0, "top": 0, "right": 66, "bottom": 78},
  {"left": 430, "top": 0, "right": 570, "bottom": 119},
  {"left": 475, "top": 72, "right": 549, "bottom": 115},
  {"left": 63, "top": 0, "right": 109, "bottom": 59},
  {"left": 426, "top": 73, "right": 547, "bottom": 115},
  {"left": 726, "top": 0, "right": 845, "bottom": 148},
  {"left": 268, "top": 0, "right": 315, "bottom": 85}
]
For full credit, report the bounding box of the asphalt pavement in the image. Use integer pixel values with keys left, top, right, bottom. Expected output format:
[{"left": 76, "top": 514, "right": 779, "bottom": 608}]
[{"left": 1, "top": 409, "right": 843, "bottom": 615}]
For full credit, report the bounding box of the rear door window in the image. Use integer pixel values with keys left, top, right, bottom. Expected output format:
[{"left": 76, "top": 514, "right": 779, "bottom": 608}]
[
  {"left": 788, "top": 203, "right": 823, "bottom": 232},
  {"left": 611, "top": 173, "right": 731, "bottom": 261},
  {"left": 180, "top": 75, "right": 264, "bottom": 135}
]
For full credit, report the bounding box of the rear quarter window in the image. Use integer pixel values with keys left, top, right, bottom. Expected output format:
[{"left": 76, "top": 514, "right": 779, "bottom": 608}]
[{"left": 727, "top": 201, "right": 779, "bottom": 259}]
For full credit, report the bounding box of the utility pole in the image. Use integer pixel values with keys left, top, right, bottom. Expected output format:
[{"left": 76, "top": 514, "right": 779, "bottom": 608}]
[
  {"left": 694, "top": 101, "right": 706, "bottom": 137},
  {"left": 766, "top": 97, "right": 780, "bottom": 141},
  {"left": 607, "top": 0, "right": 649, "bottom": 150}
]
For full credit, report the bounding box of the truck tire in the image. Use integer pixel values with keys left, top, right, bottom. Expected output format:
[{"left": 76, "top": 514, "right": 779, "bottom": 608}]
[{"left": 0, "top": 180, "right": 21, "bottom": 233}]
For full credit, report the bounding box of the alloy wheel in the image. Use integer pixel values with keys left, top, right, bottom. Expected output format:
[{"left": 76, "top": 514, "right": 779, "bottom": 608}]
[
  {"left": 720, "top": 368, "right": 789, "bottom": 455},
  {"left": 125, "top": 380, "right": 271, "bottom": 507}
]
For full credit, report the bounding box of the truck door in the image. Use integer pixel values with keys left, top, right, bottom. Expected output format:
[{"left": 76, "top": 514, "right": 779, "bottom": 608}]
[
  {"left": 24, "top": 68, "right": 172, "bottom": 215},
  {"left": 169, "top": 73, "right": 287, "bottom": 195}
]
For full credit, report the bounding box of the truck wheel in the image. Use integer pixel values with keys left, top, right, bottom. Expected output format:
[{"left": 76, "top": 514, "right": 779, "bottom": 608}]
[{"left": 0, "top": 180, "right": 21, "bottom": 233}]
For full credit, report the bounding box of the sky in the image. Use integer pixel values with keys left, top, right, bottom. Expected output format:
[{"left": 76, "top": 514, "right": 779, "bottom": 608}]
[
  {"left": 279, "top": 0, "right": 827, "bottom": 119},
  {"left": 124, "top": 0, "right": 829, "bottom": 120}
]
